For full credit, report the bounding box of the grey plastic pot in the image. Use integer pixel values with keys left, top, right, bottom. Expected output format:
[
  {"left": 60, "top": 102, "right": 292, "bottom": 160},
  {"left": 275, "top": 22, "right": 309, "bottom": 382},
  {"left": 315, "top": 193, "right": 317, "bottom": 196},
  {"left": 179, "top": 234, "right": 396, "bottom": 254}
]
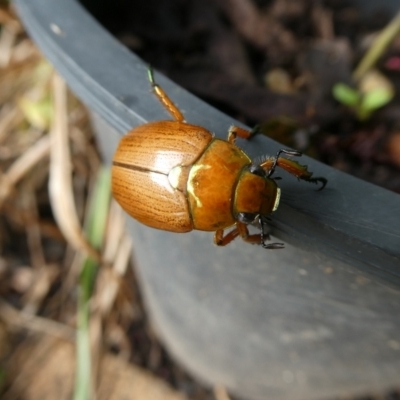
[{"left": 15, "top": 1, "right": 400, "bottom": 399}]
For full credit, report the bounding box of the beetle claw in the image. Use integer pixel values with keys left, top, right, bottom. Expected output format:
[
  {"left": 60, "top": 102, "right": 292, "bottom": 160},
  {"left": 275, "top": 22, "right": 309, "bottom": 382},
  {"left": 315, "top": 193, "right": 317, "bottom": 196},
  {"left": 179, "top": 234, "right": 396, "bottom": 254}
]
[
  {"left": 262, "top": 242, "right": 285, "bottom": 250},
  {"left": 315, "top": 177, "right": 328, "bottom": 191},
  {"left": 259, "top": 219, "right": 284, "bottom": 249},
  {"left": 281, "top": 149, "right": 302, "bottom": 157},
  {"left": 306, "top": 176, "right": 328, "bottom": 191}
]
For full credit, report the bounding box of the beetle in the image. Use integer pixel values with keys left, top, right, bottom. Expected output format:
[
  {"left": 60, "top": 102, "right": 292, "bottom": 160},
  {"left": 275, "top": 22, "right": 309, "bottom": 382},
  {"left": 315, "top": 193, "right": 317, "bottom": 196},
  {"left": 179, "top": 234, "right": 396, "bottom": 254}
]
[{"left": 112, "top": 67, "right": 327, "bottom": 248}]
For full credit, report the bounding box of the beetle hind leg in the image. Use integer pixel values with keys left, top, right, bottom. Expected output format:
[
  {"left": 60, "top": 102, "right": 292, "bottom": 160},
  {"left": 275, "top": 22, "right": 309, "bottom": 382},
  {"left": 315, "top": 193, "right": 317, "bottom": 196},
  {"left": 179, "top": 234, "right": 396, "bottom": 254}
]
[
  {"left": 227, "top": 125, "right": 263, "bottom": 144},
  {"left": 147, "top": 66, "right": 185, "bottom": 122}
]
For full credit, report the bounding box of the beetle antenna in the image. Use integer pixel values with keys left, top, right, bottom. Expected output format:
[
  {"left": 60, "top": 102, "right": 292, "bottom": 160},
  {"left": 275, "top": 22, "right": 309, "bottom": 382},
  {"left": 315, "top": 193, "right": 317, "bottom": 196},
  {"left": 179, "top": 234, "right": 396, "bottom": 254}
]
[
  {"left": 260, "top": 218, "right": 284, "bottom": 249},
  {"left": 147, "top": 65, "right": 156, "bottom": 86}
]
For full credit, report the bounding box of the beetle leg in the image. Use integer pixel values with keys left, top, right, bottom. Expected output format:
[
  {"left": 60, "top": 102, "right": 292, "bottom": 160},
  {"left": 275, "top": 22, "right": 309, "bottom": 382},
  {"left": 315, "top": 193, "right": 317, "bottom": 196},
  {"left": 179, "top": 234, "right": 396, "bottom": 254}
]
[
  {"left": 214, "top": 223, "right": 259, "bottom": 246},
  {"left": 227, "top": 125, "right": 252, "bottom": 144},
  {"left": 214, "top": 226, "right": 240, "bottom": 246},
  {"left": 214, "top": 221, "right": 261, "bottom": 246},
  {"left": 214, "top": 222, "right": 284, "bottom": 248},
  {"left": 228, "top": 124, "right": 263, "bottom": 144},
  {"left": 261, "top": 148, "right": 302, "bottom": 177},
  {"left": 236, "top": 222, "right": 264, "bottom": 244},
  {"left": 259, "top": 218, "right": 284, "bottom": 249},
  {"left": 147, "top": 66, "right": 185, "bottom": 122},
  {"left": 259, "top": 149, "right": 327, "bottom": 190}
]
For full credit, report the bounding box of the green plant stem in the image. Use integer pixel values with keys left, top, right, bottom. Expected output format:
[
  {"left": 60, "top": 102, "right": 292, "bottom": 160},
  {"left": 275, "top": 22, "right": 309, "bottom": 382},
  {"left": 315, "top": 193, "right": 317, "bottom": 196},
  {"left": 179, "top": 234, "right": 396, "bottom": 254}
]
[
  {"left": 73, "top": 167, "right": 111, "bottom": 400},
  {"left": 74, "top": 257, "right": 96, "bottom": 400},
  {"left": 353, "top": 10, "right": 400, "bottom": 82}
]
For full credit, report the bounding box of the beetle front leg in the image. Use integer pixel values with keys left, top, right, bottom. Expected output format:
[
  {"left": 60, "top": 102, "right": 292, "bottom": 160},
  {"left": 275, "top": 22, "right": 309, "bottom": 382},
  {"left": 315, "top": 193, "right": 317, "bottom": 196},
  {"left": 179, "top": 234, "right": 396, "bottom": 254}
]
[
  {"left": 214, "top": 222, "right": 284, "bottom": 248},
  {"left": 259, "top": 149, "right": 327, "bottom": 190},
  {"left": 214, "top": 223, "right": 261, "bottom": 246}
]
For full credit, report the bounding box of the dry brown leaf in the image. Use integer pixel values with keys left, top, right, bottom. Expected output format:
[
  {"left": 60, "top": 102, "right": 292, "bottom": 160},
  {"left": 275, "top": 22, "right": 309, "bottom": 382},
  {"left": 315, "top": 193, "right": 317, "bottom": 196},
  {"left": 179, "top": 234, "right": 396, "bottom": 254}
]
[
  {"left": 213, "top": 385, "right": 233, "bottom": 400},
  {"left": 98, "top": 352, "right": 189, "bottom": 400},
  {"left": 0, "top": 299, "right": 74, "bottom": 341},
  {"left": 5, "top": 338, "right": 189, "bottom": 400}
]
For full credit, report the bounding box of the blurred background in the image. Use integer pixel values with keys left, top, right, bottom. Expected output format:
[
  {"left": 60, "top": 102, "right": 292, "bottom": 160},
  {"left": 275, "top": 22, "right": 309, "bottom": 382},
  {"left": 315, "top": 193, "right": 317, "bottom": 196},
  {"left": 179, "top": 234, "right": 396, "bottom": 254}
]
[
  {"left": 82, "top": 0, "right": 400, "bottom": 193},
  {"left": 1, "top": 0, "right": 400, "bottom": 399}
]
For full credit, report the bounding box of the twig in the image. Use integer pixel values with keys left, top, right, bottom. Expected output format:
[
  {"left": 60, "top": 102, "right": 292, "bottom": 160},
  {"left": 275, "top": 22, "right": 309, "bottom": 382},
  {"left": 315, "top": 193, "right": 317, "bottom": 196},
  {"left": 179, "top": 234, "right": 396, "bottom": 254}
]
[
  {"left": 48, "top": 73, "right": 99, "bottom": 261},
  {"left": 0, "top": 298, "right": 75, "bottom": 341},
  {"left": 353, "top": 10, "right": 400, "bottom": 81}
]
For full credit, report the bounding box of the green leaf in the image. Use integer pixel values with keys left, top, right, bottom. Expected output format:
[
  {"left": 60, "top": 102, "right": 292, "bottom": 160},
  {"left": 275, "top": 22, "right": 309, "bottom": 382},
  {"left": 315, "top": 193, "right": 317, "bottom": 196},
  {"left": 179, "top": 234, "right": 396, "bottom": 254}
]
[
  {"left": 361, "top": 87, "right": 394, "bottom": 111},
  {"left": 19, "top": 96, "right": 53, "bottom": 130},
  {"left": 332, "top": 83, "right": 360, "bottom": 106}
]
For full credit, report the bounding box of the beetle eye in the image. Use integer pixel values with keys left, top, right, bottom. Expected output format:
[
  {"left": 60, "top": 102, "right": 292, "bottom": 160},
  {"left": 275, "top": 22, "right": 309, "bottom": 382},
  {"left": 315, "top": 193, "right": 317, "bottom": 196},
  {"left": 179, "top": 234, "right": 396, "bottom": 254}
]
[
  {"left": 249, "top": 164, "right": 266, "bottom": 177},
  {"left": 237, "top": 212, "right": 259, "bottom": 224}
]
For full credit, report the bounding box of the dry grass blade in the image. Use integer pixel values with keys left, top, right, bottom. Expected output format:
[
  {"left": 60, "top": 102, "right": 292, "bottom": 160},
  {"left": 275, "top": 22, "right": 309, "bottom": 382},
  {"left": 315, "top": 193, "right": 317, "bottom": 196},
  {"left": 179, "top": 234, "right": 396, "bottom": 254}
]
[
  {"left": 95, "top": 234, "right": 132, "bottom": 318},
  {"left": 0, "top": 299, "right": 75, "bottom": 341},
  {"left": 48, "top": 73, "right": 99, "bottom": 261},
  {"left": 353, "top": 9, "right": 400, "bottom": 81},
  {"left": 0, "top": 19, "right": 18, "bottom": 67},
  {"left": 0, "top": 134, "right": 50, "bottom": 208},
  {"left": 0, "top": 104, "right": 22, "bottom": 143},
  {"left": 95, "top": 201, "right": 132, "bottom": 317},
  {"left": 102, "top": 201, "right": 126, "bottom": 264}
]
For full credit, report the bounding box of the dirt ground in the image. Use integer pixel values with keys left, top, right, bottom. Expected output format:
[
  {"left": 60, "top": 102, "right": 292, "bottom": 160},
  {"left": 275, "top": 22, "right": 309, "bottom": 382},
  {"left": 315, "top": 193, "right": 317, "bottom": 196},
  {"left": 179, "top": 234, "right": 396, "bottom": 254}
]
[{"left": 88, "top": 0, "right": 400, "bottom": 193}]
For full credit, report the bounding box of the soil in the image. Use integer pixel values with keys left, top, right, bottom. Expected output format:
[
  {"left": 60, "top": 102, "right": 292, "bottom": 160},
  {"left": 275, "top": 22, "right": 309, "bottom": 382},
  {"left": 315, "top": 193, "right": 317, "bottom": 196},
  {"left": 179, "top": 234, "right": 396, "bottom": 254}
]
[{"left": 82, "top": 0, "right": 400, "bottom": 194}]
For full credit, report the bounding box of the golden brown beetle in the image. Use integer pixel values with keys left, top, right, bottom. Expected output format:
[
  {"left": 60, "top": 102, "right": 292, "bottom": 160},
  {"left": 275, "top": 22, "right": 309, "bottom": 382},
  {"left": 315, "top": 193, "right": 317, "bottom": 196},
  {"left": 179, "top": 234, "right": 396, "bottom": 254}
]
[{"left": 112, "top": 68, "right": 326, "bottom": 248}]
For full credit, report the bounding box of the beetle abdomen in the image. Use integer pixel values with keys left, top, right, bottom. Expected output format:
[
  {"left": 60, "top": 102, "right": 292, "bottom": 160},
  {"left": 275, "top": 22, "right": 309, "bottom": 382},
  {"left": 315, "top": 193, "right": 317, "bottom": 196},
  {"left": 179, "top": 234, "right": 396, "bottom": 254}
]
[{"left": 112, "top": 166, "right": 193, "bottom": 232}]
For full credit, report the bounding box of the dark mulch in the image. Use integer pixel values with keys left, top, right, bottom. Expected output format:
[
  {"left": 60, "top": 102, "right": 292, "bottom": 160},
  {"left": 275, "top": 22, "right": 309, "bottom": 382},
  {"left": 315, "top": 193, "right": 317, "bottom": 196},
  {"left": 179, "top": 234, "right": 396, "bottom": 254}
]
[{"left": 83, "top": 0, "right": 400, "bottom": 193}]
